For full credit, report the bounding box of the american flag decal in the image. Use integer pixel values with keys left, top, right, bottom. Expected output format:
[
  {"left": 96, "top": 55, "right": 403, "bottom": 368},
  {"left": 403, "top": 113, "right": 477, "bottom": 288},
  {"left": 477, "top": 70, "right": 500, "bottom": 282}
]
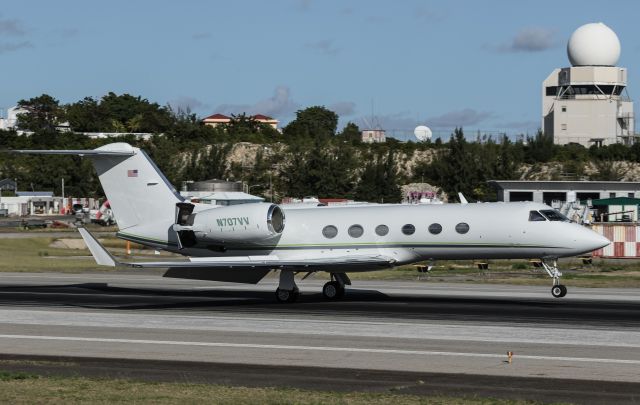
[{"left": 127, "top": 169, "right": 138, "bottom": 177}]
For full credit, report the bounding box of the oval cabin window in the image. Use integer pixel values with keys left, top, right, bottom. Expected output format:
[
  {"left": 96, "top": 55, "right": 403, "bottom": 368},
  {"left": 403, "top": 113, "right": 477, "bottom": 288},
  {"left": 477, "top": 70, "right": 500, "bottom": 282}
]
[
  {"left": 348, "top": 224, "right": 364, "bottom": 238},
  {"left": 455, "top": 222, "right": 470, "bottom": 234},
  {"left": 375, "top": 224, "right": 389, "bottom": 236},
  {"left": 322, "top": 225, "right": 338, "bottom": 239},
  {"left": 428, "top": 223, "right": 442, "bottom": 234},
  {"left": 401, "top": 224, "right": 415, "bottom": 235}
]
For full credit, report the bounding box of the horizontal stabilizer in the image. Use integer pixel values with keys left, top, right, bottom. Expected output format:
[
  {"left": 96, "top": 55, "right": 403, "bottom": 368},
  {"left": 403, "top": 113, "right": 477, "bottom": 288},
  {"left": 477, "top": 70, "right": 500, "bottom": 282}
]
[
  {"left": 11, "top": 149, "right": 134, "bottom": 156},
  {"left": 78, "top": 227, "right": 118, "bottom": 266}
]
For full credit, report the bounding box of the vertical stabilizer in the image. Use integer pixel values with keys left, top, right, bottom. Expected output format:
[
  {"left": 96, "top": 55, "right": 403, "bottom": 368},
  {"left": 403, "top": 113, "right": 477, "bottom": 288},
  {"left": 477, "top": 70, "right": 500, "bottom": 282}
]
[
  {"left": 13, "top": 142, "right": 182, "bottom": 231},
  {"left": 88, "top": 143, "right": 182, "bottom": 229}
]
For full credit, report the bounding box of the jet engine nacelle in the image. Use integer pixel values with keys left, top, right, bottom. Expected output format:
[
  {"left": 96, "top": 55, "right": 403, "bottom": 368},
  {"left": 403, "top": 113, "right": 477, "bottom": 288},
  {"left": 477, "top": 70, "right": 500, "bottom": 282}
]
[{"left": 174, "top": 203, "right": 285, "bottom": 248}]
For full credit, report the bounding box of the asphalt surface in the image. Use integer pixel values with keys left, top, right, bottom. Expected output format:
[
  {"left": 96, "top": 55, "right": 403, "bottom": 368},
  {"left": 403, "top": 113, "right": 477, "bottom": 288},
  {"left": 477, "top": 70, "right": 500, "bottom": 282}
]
[{"left": 1, "top": 272, "right": 639, "bottom": 404}]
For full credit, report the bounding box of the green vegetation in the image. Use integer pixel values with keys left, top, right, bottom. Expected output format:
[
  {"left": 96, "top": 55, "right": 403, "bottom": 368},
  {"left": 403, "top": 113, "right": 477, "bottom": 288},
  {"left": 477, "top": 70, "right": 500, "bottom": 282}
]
[
  {"left": 0, "top": 374, "right": 548, "bottom": 404},
  {"left": 4, "top": 92, "right": 640, "bottom": 202},
  {"left": 0, "top": 237, "right": 97, "bottom": 272},
  {"left": 0, "top": 371, "right": 39, "bottom": 382},
  {"left": 0, "top": 237, "right": 155, "bottom": 273}
]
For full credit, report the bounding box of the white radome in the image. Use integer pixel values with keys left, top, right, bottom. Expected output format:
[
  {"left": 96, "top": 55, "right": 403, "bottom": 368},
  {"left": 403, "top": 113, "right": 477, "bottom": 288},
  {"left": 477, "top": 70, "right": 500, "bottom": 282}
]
[
  {"left": 567, "top": 22, "right": 620, "bottom": 67},
  {"left": 414, "top": 125, "right": 432, "bottom": 141}
]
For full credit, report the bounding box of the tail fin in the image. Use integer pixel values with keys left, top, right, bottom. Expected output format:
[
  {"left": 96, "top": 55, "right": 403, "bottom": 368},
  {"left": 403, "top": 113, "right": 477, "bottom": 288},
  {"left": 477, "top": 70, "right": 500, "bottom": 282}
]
[{"left": 14, "top": 142, "right": 182, "bottom": 230}]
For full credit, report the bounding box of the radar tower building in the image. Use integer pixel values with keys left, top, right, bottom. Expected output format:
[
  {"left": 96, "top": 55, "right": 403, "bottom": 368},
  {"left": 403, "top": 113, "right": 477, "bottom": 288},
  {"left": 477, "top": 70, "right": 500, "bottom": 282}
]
[{"left": 542, "top": 22, "right": 635, "bottom": 147}]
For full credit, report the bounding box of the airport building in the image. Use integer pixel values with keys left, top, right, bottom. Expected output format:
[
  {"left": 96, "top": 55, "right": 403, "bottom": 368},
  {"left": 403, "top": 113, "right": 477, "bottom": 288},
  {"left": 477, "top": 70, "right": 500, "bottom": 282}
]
[
  {"left": 0, "top": 106, "right": 27, "bottom": 130},
  {"left": 489, "top": 180, "right": 640, "bottom": 205},
  {"left": 361, "top": 129, "right": 386, "bottom": 143},
  {"left": 180, "top": 179, "right": 263, "bottom": 205},
  {"left": 542, "top": 23, "right": 636, "bottom": 147}
]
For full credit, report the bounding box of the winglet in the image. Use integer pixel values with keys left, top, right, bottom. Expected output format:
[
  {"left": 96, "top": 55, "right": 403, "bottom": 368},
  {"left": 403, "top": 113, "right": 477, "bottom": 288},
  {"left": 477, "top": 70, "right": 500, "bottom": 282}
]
[
  {"left": 78, "top": 227, "right": 118, "bottom": 267},
  {"left": 458, "top": 192, "right": 468, "bottom": 204}
]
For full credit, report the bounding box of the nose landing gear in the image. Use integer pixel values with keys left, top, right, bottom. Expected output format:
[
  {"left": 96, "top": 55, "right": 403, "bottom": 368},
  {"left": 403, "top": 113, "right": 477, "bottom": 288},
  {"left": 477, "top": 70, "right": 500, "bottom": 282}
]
[
  {"left": 541, "top": 260, "right": 567, "bottom": 298},
  {"left": 551, "top": 284, "right": 567, "bottom": 298}
]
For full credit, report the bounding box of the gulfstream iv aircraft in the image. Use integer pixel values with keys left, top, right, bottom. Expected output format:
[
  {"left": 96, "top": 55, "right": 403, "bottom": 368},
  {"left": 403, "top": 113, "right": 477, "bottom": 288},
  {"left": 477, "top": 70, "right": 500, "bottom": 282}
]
[{"left": 16, "top": 143, "right": 610, "bottom": 302}]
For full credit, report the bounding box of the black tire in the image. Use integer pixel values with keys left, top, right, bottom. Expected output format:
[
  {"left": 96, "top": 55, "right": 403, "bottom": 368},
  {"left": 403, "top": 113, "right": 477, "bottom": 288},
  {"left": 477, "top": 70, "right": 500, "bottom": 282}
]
[
  {"left": 323, "top": 281, "right": 345, "bottom": 300},
  {"left": 322, "top": 282, "right": 339, "bottom": 299},
  {"left": 551, "top": 285, "right": 564, "bottom": 298},
  {"left": 276, "top": 288, "right": 298, "bottom": 303},
  {"left": 559, "top": 284, "right": 567, "bottom": 297}
]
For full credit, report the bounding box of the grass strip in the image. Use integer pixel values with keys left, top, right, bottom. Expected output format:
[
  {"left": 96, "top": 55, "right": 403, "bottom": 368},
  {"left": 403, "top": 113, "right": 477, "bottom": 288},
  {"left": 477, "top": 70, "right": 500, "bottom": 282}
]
[{"left": 0, "top": 373, "right": 550, "bottom": 405}]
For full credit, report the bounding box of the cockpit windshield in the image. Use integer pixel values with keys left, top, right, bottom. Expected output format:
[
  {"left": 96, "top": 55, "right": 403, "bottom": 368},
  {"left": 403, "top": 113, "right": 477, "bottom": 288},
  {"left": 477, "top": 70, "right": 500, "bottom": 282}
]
[
  {"left": 540, "top": 209, "right": 570, "bottom": 222},
  {"left": 528, "top": 211, "right": 546, "bottom": 221}
]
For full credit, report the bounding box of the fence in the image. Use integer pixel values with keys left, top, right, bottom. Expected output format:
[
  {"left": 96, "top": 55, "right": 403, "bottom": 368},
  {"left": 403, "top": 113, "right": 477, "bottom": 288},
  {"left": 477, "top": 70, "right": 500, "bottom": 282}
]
[{"left": 590, "top": 223, "right": 640, "bottom": 258}]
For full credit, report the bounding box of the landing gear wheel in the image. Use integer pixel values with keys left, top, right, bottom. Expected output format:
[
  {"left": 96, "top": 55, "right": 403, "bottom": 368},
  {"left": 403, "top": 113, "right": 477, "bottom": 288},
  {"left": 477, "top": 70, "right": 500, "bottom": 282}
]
[
  {"left": 322, "top": 281, "right": 345, "bottom": 300},
  {"left": 276, "top": 288, "right": 299, "bottom": 303},
  {"left": 559, "top": 284, "right": 567, "bottom": 297},
  {"left": 551, "top": 284, "right": 567, "bottom": 298}
]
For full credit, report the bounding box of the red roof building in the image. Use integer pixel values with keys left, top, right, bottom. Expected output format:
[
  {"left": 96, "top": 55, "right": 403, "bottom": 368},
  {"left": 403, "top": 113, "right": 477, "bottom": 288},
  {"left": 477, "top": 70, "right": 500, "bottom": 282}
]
[
  {"left": 202, "top": 113, "right": 279, "bottom": 129},
  {"left": 202, "top": 114, "right": 231, "bottom": 127}
]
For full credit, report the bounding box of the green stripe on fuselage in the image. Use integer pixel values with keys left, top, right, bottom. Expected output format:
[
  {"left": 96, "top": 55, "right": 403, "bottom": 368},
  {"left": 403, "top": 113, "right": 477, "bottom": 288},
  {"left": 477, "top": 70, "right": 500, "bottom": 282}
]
[{"left": 115, "top": 232, "right": 561, "bottom": 251}]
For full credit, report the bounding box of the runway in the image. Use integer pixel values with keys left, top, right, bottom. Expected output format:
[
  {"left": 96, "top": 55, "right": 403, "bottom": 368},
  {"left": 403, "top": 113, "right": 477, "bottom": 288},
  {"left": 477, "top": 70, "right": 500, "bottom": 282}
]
[{"left": 1, "top": 271, "right": 640, "bottom": 403}]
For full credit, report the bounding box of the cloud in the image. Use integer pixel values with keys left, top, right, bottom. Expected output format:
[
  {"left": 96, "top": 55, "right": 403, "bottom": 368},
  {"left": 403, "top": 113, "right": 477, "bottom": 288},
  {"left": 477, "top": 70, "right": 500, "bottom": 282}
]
[
  {"left": 305, "top": 39, "right": 340, "bottom": 56},
  {"left": 169, "top": 96, "right": 209, "bottom": 113},
  {"left": 328, "top": 102, "right": 356, "bottom": 116},
  {"left": 426, "top": 108, "right": 492, "bottom": 128},
  {"left": 192, "top": 32, "right": 211, "bottom": 40},
  {"left": 214, "top": 85, "right": 299, "bottom": 118},
  {"left": 0, "top": 16, "right": 32, "bottom": 54},
  {"left": 0, "top": 41, "right": 32, "bottom": 54},
  {"left": 495, "top": 27, "right": 556, "bottom": 53},
  {"left": 0, "top": 17, "right": 27, "bottom": 36}
]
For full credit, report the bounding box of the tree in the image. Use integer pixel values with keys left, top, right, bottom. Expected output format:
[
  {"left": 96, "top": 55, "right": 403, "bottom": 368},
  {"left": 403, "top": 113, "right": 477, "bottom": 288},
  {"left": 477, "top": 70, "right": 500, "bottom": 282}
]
[
  {"left": 526, "top": 130, "right": 554, "bottom": 163},
  {"left": 16, "top": 94, "right": 64, "bottom": 132},
  {"left": 99, "top": 92, "right": 173, "bottom": 133},
  {"left": 282, "top": 140, "right": 356, "bottom": 198},
  {"left": 223, "top": 113, "right": 280, "bottom": 140},
  {"left": 338, "top": 122, "right": 361, "bottom": 143},
  {"left": 66, "top": 97, "right": 108, "bottom": 132},
  {"left": 354, "top": 149, "right": 401, "bottom": 203},
  {"left": 414, "top": 128, "right": 481, "bottom": 199},
  {"left": 283, "top": 106, "right": 338, "bottom": 139}
]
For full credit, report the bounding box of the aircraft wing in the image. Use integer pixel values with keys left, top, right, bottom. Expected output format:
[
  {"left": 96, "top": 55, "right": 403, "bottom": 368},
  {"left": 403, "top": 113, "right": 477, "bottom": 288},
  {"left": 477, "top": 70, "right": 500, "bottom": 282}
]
[{"left": 78, "top": 228, "right": 396, "bottom": 272}]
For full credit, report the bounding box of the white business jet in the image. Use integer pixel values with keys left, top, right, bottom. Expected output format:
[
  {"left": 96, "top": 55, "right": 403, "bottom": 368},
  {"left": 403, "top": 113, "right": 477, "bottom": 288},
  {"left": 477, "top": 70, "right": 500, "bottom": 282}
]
[{"left": 15, "top": 143, "right": 610, "bottom": 302}]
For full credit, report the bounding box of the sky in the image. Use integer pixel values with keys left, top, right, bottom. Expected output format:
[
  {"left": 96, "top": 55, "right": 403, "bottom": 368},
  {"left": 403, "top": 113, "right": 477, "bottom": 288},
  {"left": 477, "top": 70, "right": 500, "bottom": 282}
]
[{"left": 0, "top": 0, "right": 638, "bottom": 141}]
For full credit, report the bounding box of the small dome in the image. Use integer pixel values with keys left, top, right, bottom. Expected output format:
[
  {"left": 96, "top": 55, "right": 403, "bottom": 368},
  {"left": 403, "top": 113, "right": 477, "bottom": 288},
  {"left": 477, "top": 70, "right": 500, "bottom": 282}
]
[{"left": 567, "top": 22, "right": 620, "bottom": 67}]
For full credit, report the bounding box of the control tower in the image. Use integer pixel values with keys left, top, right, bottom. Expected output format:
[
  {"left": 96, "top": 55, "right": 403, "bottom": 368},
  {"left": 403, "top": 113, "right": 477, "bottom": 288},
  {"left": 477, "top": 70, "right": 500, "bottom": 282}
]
[{"left": 542, "top": 23, "right": 635, "bottom": 146}]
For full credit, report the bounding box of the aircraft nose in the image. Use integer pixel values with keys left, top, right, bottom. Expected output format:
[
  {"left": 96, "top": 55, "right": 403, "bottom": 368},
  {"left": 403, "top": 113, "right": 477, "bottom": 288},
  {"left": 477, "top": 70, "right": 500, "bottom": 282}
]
[{"left": 586, "top": 229, "right": 610, "bottom": 251}]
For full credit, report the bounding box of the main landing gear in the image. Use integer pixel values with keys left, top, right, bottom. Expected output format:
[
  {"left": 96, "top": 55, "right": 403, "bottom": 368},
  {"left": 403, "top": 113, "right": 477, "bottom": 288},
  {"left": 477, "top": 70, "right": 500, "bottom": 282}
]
[
  {"left": 275, "top": 270, "right": 299, "bottom": 303},
  {"left": 275, "top": 271, "right": 352, "bottom": 303},
  {"left": 540, "top": 260, "right": 567, "bottom": 298},
  {"left": 322, "top": 272, "right": 351, "bottom": 300}
]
